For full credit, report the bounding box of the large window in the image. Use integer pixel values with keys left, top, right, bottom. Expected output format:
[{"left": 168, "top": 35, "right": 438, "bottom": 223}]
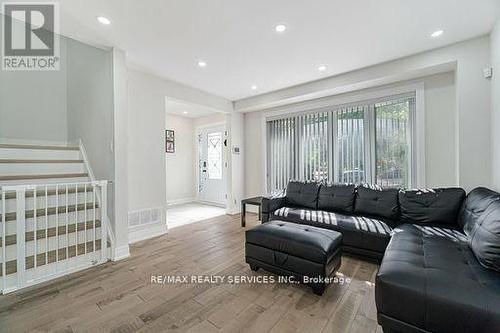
[
  {"left": 267, "top": 94, "right": 415, "bottom": 193},
  {"left": 374, "top": 98, "right": 413, "bottom": 188}
]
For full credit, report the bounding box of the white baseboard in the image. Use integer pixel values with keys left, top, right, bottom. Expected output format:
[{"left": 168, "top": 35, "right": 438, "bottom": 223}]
[
  {"left": 197, "top": 200, "right": 226, "bottom": 208},
  {"left": 112, "top": 245, "right": 130, "bottom": 261},
  {"left": 166, "top": 197, "right": 196, "bottom": 206},
  {"left": 128, "top": 221, "right": 168, "bottom": 244}
]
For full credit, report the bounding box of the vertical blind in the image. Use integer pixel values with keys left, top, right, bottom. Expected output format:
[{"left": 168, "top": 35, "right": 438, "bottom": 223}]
[{"left": 267, "top": 94, "right": 415, "bottom": 194}]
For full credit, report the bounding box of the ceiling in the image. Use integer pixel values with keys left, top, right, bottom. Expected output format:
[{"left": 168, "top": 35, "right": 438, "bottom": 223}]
[
  {"left": 9, "top": 0, "right": 500, "bottom": 100},
  {"left": 166, "top": 98, "right": 219, "bottom": 119}
]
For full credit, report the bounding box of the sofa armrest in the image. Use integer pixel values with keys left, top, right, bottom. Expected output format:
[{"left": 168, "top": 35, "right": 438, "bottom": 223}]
[{"left": 261, "top": 193, "right": 286, "bottom": 222}]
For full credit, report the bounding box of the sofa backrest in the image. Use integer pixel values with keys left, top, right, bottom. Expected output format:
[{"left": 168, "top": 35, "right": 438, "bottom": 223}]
[
  {"left": 354, "top": 185, "right": 400, "bottom": 225},
  {"left": 285, "top": 181, "right": 320, "bottom": 209},
  {"left": 283, "top": 182, "right": 470, "bottom": 230},
  {"left": 317, "top": 183, "right": 356, "bottom": 214},
  {"left": 399, "top": 188, "right": 466, "bottom": 227},
  {"left": 459, "top": 187, "right": 500, "bottom": 272}
]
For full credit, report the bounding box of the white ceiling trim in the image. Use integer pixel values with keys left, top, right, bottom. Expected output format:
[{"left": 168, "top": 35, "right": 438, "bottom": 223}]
[
  {"left": 166, "top": 97, "right": 227, "bottom": 118},
  {"left": 234, "top": 61, "right": 456, "bottom": 113}
]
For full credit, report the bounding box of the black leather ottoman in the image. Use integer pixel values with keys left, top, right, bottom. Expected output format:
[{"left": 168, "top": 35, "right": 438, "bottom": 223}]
[{"left": 245, "top": 220, "right": 342, "bottom": 295}]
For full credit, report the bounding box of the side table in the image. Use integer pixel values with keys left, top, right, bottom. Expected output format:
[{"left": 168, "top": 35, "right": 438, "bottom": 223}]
[{"left": 241, "top": 196, "right": 263, "bottom": 227}]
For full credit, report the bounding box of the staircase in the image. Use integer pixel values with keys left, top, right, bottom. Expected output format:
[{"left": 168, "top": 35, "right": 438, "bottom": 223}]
[
  {"left": 0, "top": 142, "right": 112, "bottom": 294},
  {"left": 0, "top": 143, "right": 89, "bottom": 186}
]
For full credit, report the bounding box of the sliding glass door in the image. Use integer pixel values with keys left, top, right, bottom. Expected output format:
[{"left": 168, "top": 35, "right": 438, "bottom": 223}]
[{"left": 266, "top": 94, "right": 415, "bottom": 194}]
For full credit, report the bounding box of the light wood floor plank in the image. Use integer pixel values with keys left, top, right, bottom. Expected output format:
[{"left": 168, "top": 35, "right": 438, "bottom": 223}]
[{"left": 0, "top": 212, "right": 382, "bottom": 332}]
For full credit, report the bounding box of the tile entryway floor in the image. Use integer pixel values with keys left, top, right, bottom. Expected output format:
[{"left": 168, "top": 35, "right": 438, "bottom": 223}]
[{"left": 167, "top": 202, "right": 226, "bottom": 228}]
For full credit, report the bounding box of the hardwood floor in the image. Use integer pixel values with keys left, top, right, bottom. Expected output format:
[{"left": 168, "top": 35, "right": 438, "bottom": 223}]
[{"left": 0, "top": 213, "right": 382, "bottom": 333}]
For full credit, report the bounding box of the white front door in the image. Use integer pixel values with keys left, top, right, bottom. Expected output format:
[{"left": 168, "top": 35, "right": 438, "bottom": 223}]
[{"left": 198, "top": 125, "right": 226, "bottom": 206}]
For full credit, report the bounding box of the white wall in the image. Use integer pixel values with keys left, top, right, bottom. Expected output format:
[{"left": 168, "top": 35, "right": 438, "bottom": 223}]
[
  {"left": 165, "top": 114, "right": 196, "bottom": 203},
  {"left": 455, "top": 37, "right": 491, "bottom": 191},
  {"left": 244, "top": 110, "right": 265, "bottom": 197},
  {"left": 65, "top": 39, "right": 123, "bottom": 254},
  {"left": 111, "top": 48, "right": 130, "bottom": 257},
  {"left": 491, "top": 20, "right": 500, "bottom": 191},
  {"left": 424, "top": 72, "right": 457, "bottom": 187},
  {"left": 227, "top": 112, "right": 245, "bottom": 213},
  {"left": 127, "top": 69, "right": 232, "bottom": 219},
  {"left": 128, "top": 70, "right": 168, "bottom": 213},
  {"left": 66, "top": 39, "right": 114, "bottom": 181},
  {"left": 0, "top": 16, "right": 68, "bottom": 142},
  {"left": 244, "top": 72, "right": 458, "bottom": 196},
  {"left": 242, "top": 36, "right": 491, "bottom": 192}
]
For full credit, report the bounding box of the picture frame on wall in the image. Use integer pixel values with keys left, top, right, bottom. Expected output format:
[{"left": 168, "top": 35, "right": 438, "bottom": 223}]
[
  {"left": 166, "top": 130, "right": 175, "bottom": 153},
  {"left": 166, "top": 141, "right": 175, "bottom": 153},
  {"left": 166, "top": 130, "right": 175, "bottom": 142}
]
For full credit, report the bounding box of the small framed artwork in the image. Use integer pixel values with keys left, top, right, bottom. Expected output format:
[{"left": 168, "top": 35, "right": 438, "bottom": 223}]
[
  {"left": 166, "top": 141, "right": 175, "bottom": 153},
  {"left": 166, "top": 130, "right": 175, "bottom": 153},
  {"left": 166, "top": 130, "right": 175, "bottom": 142}
]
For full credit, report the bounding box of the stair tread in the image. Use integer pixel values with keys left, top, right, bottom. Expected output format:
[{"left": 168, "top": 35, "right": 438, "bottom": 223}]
[
  {"left": 0, "top": 144, "right": 79, "bottom": 151},
  {"left": 0, "top": 202, "right": 99, "bottom": 222},
  {"left": 0, "top": 173, "right": 88, "bottom": 181},
  {"left": 0, "top": 159, "right": 84, "bottom": 164}
]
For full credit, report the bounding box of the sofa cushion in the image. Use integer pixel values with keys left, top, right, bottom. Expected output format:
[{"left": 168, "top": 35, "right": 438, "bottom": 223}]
[
  {"left": 273, "top": 207, "right": 392, "bottom": 255},
  {"left": 354, "top": 185, "right": 399, "bottom": 224},
  {"left": 317, "top": 183, "right": 356, "bottom": 214},
  {"left": 245, "top": 221, "right": 342, "bottom": 264},
  {"left": 376, "top": 223, "right": 500, "bottom": 333},
  {"left": 399, "top": 188, "right": 465, "bottom": 227},
  {"left": 459, "top": 187, "right": 500, "bottom": 272},
  {"left": 285, "top": 181, "right": 320, "bottom": 209}
]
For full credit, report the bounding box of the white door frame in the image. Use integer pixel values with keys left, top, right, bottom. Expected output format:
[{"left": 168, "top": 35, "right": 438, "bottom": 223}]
[{"left": 195, "top": 122, "right": 228, "bottom": 207}]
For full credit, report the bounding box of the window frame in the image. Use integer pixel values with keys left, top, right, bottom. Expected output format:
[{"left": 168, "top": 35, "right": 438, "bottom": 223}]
[{"left": 262, "top": 83, "right": 425, "bottom": 195}]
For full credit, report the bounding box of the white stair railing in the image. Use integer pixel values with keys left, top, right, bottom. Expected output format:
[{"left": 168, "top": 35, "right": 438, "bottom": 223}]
[
  {"left": 78, "top": 139, "right": 115, "bottom": 250},
  {"left": 0, "top": 180, "right": 111, "bottom": 294}
]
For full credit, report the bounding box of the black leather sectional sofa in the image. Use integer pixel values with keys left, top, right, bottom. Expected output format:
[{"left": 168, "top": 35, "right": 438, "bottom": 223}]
[{"left": 261, "top": 181, "right": 500, "bottom": 333}]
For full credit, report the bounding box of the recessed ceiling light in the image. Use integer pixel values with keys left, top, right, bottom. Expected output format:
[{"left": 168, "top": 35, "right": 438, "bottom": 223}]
[
  {"left": 317, "top": 65, "right": 327, "bottom": 72},
  {"left": 275, "top": 24, "right": 287, "bottom": 33},
  {"left": 96, "top": 16, "right": 111, "bottom": 25},
  {"left": 251, "top": 85, "right": 258, "bottom": 90},
  {"left": 183, "top": 111, "right": 188, "bottom": 115},
  {"left": 431, "top": 30, "right": 444, "bottom": 38},
  {"left": 197, "top": 60, "right": 207, "bottom": 67}
]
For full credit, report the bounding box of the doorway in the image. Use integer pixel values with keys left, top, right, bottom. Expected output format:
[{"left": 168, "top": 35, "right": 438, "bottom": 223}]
[
  {"left": 197, "top": 124, "right": 227, "bottom": 206},
  {"left": 165, "top": 97, "right": 228, "bottom": 229}
]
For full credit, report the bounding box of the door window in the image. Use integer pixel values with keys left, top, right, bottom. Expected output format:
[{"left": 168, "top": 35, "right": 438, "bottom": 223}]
[{"left": 207, "top": 132, "right": 223, "bottom": 180}]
